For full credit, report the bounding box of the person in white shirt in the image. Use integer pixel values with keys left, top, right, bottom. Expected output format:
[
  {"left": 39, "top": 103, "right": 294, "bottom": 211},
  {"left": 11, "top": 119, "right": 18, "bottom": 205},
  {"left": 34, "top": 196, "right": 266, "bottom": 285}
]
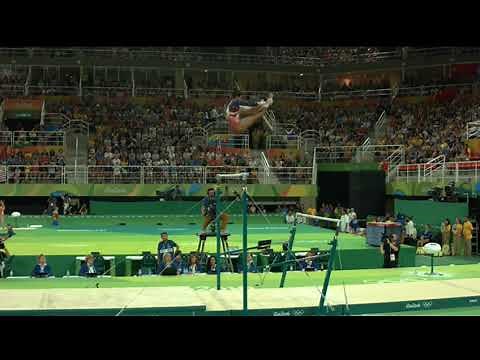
[
  {"left": 112, "top": 156, "right": 122, "bottom": 177},
  {"left": 404, "top": 217, "right": 417, "bottom": 246},
  {"left": 339, "top": 210, "right": 349, "bottom": 233},
  {"left": 285, "top": 210, "right": 296, "bottom": 224},
  {"left": 349, "top": 208, "right": 357, "bottom": 219}
]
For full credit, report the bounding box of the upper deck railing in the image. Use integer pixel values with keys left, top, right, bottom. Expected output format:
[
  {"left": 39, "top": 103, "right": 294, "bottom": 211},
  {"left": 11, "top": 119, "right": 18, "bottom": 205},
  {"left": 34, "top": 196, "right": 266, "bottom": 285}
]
[
  {"left": 0, "top": 131, "right": 65, "bottom": 147},
  {"left": 394, "top": 160, "right": 480, "bottom": 184},
  {"left": 2, "top": 47, "right": 475, "bottom": 68},
  {"left": 0, "top": 164, "right": 314, "bottom": 185}
]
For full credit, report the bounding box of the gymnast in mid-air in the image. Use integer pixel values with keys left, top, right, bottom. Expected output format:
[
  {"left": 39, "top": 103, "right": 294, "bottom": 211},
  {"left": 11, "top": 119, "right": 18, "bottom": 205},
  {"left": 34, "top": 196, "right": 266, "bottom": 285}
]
[{"left": 225, "top": 90, "right": 274, "bottom": 134}]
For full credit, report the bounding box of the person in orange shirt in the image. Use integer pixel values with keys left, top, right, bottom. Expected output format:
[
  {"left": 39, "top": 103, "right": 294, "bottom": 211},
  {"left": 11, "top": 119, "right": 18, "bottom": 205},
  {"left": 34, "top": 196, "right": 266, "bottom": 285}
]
[
  {"left": 453, "top": 217, "right": 463, "bottom": 256},
  {"left": 463, "top": 217, "right": 474, "bottom": 257},
  {"left": 0, "top": 200, "right": 5, "bottom": 229},
  {"left": 52, "top": 207, "right": 60, "bottom": 227},
  {"left": 307, "top": 207, "right": 317, "bottom": 216},
  {"left": 441, "top": 219, "right": 452, "bottom": 256}
]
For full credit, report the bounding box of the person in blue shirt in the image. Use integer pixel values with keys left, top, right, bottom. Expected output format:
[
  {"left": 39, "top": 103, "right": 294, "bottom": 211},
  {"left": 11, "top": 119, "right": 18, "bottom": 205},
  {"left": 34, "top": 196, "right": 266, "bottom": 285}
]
[
  {"left": 417, "top": 224, "right": 433, "bottom": 247},
  {"left": 349, "top": 214, "right": 359, "bottom": 234},
  {"left": 172, "top": 251, "right": 185, "bottom": 275},
  {"left": 238, "top": 253, "right": 258, "bottom": 273},
  {"left": 31, "top": 254, "right": 53, "bottom": 278},
  {"left": 52, "top": 207, "right": 60, "bottom": 226},
  {"left": 184, "top": 253, "right": 205, "bottom": 274},
  {"left": 157, "top": 232, "right": 179, "bottom": 265},
  {"left": 79, "top": 255, "right": 97, "bottom": 277},
  {"left": 299, "top": 252, "right": 319, "bottom": 271}
]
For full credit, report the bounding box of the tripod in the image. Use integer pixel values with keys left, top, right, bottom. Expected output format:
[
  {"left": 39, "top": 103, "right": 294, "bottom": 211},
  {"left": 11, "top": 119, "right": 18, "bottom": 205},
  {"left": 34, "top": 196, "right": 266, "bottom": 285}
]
[{"left": 197, "top": 231, "right": 235, "bottom": 272}]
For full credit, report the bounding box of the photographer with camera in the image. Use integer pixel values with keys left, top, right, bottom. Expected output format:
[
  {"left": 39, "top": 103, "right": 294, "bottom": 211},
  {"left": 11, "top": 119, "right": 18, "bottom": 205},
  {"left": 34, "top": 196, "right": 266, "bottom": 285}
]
[
  {"left": 380, "top": 233, "right": 400, "bottom": 268},
  {"left": 0, "top": 224, "right": 15, "bottom": 260},
  {"left": 201, "top": 188, "right": 229, "bottom": 235}
]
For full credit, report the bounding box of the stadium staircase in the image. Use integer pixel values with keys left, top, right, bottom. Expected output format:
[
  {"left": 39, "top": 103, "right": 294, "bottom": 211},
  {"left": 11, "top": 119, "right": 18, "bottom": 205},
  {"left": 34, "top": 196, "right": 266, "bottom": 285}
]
[
  {"left": 63, "top": 118, "right": 89, "bottom": 184},
  {"left": 0, "top": 167, "right": 5, "bottom": 183},
  {"left": 384, "top": 146, "right": 405, "bottom": 182},
  {"left": 255, "top": 150, "right": 279, "bottom": 184},
  {"left": 354, "top": 84, "right": 400, "bottom": 175}
]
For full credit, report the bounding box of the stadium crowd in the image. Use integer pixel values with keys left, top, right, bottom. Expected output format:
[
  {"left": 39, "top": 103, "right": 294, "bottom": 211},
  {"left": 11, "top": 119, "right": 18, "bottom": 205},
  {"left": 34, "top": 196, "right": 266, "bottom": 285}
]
[
  {"left": 1, "top": 149, "right": 65, "bottom": 183},
  {"left": 378, "top": 94, "right": 480, "bottom": 163},
  {"left": 0, "top": 73, "right": 478, "bottom": 183}
]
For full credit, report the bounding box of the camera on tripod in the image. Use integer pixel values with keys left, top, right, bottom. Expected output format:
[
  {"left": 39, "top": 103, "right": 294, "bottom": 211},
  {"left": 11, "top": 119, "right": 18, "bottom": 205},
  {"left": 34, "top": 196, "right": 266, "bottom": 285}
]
[
  {"left": 156, "top": 185, "right": 183, "bottom": 201},
  {"left": 428, "top": 181, "right": 458, "bottom": 202}
]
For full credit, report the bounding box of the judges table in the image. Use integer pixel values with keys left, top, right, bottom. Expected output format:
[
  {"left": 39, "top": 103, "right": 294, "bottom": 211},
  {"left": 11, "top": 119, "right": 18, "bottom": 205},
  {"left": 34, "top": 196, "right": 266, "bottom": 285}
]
[
  {"left": 125, "top": 255, "right": 159, "bottom": 276},
  {"left": 366, "top": 222, "right": 402, "bottom": 246},
  {"left": 75, "top": 256, "right": 116, "bottom": 276}
]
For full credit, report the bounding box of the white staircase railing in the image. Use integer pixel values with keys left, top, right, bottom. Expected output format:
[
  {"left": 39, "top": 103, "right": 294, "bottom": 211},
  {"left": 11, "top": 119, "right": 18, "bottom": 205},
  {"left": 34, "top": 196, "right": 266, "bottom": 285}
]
[
  {"left": 263, "top": 109, "right": 275, "bottom": 132},
  {"left": 384, "top": 146, "right": 405, "bottom": 182},
  {"left": 259, "top": 151, "right": 272, "bottom": 184},
  {"left": 375, "top": 110, "right": 387, "bottom": 136},
  {"left": 354, "top": 137, "right": 372, "bottom": 162},
  {"left": 423, "top": 155, "right": 446, "bottom": 179},
  {"left": 467, "top": 120, "right": 480, "bottom": 139}
]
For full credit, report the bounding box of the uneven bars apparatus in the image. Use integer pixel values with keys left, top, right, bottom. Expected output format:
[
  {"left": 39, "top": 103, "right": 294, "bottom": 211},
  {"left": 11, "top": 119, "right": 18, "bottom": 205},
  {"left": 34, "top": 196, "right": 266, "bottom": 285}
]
[
  {"left": 214, "top": 172, "right": 250, "bottom": 315},
  {"left": 292, "top": 212, "right": 340, "bottom": 315}
]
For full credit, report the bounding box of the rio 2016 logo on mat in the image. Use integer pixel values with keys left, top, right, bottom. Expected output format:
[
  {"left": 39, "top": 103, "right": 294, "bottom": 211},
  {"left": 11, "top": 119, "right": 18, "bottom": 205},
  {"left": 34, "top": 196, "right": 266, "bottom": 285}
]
[
  {"left": 405, "top": 301, "right": 433, "bottom": 310},
  {"left": 273, "top": 309, "right": 305, "bottom": 316}
]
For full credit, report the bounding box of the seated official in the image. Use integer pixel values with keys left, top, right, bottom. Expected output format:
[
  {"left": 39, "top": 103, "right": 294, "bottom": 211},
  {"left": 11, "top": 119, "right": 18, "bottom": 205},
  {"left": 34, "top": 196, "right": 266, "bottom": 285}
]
[
  {"left": 417, "top": 224, "right": 433, "bottom": 247},
  {"left": 157, "top": 232, "right": 179, "bottom": 265},
  {"left": 32, "top": 254, "right": 53, "bottom": 278},
  {"left": 79, "top": 204, "right": 88, "bottom": 216},
  {"left": 79, "top": 255, "right": 97, "bottom": 277},
  {"left": 238, "top": 253, "right": 258, "bottom": 273},
  {"left": 157, "top": 253, "right": 178, "bottom": 275},
  {"left": 299, "top": 251, "right": 319, "bottom": 271},
  {"left": 172, "top": 251, "right": 185, "bottom": 275},
  {"left": 184, "top": 254, "right": 205, "bottom": 274},
  {"left": 206, "top": 256, "right": 221, "bottom": 275}
]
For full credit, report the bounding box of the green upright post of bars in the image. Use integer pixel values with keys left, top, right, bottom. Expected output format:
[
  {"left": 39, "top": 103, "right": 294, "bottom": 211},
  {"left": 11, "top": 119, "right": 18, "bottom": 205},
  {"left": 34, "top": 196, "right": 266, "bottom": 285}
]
[
  {"left": 242, "top": 188, "right": 248, "bottom": 315},
  {"left": 215, "top": 189, "right": 222, "bottom": 290},
  {"left": 318, "top": 237, "right": 338, "bottom": 314},
  {"left": 279, "top": 224, "right": 297, "bottom": 288}
]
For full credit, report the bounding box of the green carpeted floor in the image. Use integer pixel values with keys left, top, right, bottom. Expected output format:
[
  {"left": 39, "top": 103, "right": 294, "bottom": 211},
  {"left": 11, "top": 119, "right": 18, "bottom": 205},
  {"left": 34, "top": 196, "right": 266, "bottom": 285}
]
[{"left": 5, "top": 214, "right": 364, "bottom": 256}]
